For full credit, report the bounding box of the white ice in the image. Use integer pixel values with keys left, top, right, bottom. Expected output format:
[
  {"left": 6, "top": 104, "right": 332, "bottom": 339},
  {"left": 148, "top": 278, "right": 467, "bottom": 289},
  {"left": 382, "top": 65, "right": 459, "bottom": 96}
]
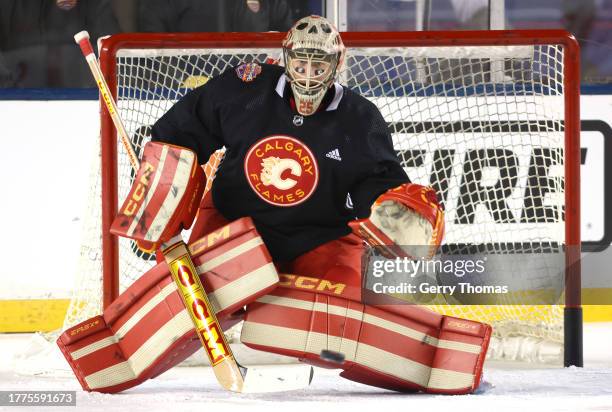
[{"left": 1, "top": 322, "right": 612, "bottom": 412}]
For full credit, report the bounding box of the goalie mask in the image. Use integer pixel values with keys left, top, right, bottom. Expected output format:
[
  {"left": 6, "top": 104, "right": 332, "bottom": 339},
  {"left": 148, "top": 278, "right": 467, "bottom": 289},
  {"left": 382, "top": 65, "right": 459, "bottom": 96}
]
[{"left": 282, "top": 15, "right": 345, "bottom": 116}]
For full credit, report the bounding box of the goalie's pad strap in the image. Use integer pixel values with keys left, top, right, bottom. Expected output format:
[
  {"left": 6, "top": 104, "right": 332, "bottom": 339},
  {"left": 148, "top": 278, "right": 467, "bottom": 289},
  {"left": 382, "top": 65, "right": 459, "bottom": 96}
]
[
  {"left": 57, "top": 217, "right": 277, "bottom": 393},
  {"left": 241, "top": 286, "right": 491, "bottom": 394}
]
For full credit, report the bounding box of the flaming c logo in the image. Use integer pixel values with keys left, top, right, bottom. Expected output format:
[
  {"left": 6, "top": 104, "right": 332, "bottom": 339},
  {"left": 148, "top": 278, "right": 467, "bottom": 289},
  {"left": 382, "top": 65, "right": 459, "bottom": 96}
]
[{"left": 244, "top": 136, "right": 318, "bottom": 206}]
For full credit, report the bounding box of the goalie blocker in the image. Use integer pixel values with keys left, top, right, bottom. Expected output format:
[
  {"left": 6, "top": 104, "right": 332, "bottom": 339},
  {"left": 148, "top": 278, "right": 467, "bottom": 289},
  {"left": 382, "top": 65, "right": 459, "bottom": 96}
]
[{"left": 110, "top": 141, "right": 205, "bottom": 252}]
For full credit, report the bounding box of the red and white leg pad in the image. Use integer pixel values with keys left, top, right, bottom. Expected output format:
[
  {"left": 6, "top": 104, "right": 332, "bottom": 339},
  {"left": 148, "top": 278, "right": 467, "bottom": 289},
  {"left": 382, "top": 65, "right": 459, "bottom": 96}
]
[
  {"left": 57, "top": 217, "right": 278, "bottom": 393},
  {"left": 241, "top": 285, "right": 491, "bottom": 394}
]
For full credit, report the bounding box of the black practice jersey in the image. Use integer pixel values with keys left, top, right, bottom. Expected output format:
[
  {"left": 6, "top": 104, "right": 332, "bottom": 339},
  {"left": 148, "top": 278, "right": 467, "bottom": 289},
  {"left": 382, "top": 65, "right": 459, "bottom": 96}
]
[{"left": 151, "top": 63, "right": 409, "bottom": 261}]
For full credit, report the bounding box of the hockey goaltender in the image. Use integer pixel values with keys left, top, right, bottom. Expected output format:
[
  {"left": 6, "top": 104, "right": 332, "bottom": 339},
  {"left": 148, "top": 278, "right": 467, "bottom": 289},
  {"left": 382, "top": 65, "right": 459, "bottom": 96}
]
[{"left": 57, "top": 15, "right": 491, "bottom": 395}]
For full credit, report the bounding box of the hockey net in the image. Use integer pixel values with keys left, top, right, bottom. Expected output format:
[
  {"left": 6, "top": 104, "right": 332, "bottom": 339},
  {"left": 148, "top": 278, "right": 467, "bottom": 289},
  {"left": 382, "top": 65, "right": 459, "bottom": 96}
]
[{"left": 62, "top": 31, "right": 580, "bottom": 365}]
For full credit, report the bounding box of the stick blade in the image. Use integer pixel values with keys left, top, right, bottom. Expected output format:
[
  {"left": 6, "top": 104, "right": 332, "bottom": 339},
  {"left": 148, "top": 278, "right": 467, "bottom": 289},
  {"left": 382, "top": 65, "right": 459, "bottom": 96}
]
[{"left": 241, "top": 364, "right": 314, "bottom": 393}]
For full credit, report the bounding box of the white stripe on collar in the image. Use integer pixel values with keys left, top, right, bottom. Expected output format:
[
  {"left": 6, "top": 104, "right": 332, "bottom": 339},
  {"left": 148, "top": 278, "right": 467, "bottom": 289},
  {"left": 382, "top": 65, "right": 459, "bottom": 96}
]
[
  {"left": 275, "top": 74, "right": 344, "bottom": 112},
  {"left": 275, "top": 73, "right": 287, "bottom": 97},
  {"left": 326, "top": 83, "right": 344, "bottom": 111}
]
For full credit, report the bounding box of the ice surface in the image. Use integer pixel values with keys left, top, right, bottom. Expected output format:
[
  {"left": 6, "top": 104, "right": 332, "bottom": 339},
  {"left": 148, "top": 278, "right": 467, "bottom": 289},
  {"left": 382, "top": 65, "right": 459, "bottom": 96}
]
[
  {"left": 2, "top": 363, "right": 612, "bottom": 412},
  {"left": 1, "top": 323, "right": 611, "bottom": 412}
]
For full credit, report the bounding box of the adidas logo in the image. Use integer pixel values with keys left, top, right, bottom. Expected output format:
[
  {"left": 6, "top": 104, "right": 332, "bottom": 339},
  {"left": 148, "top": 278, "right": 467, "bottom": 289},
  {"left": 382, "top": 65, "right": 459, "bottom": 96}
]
[{"left": 325, "top": 148, "right": 342, "bottom": 161}]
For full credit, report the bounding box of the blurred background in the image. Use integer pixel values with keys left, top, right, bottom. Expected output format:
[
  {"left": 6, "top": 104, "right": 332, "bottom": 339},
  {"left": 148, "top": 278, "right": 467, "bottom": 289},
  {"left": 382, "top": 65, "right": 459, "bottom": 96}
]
[{"left": 0, "top": 0, "right": 610, "bottom": 88}]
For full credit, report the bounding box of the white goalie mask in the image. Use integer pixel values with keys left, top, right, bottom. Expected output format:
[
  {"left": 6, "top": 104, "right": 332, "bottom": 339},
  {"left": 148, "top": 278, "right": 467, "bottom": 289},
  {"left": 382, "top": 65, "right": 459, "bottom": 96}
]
[{"left": 282, "top": 15, "right": 345, "bottom": 116}]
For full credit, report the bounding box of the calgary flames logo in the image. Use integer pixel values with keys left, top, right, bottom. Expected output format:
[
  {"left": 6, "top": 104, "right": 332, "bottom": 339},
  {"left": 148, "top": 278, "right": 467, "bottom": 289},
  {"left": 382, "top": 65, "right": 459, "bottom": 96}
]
[
  {"left": 244, "top": 136, "right": 318, "bottom": 206},
  {"left": 260, "top": 157, "right": 302, "bottom": 189}
]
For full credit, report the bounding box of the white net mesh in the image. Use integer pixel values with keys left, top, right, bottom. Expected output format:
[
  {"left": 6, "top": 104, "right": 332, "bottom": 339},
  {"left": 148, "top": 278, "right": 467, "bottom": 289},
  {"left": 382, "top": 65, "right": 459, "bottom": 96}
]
[{"left": 63, "top": 39, "right": 573, "bottom": 364}]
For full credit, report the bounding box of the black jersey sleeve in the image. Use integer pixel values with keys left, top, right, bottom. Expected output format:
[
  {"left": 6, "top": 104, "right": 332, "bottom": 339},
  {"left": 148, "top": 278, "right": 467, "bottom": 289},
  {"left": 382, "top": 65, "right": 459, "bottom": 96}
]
[
  {"left": 151, "top": 77, "right": 225, "bottom": 165},
  {"left": 350, "top": 106, "right": 410, "bottom": 219}
]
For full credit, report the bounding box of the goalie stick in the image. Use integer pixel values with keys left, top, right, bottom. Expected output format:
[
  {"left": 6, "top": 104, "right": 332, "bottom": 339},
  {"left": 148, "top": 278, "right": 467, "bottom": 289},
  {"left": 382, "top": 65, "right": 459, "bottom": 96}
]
[{"left": 74, "top": 30, "right": 313, "bottom": 393}]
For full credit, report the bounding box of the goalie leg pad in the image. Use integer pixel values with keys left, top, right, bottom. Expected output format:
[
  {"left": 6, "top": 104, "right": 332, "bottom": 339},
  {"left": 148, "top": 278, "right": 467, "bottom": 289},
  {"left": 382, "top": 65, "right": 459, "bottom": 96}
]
[
  {"left": 287, "top": 233, "right": 364, "bottom": 301},
  {"left": 241, "top": 284, "right": 491, "bottom": 394},
  {"left": 58, "top": 217, "right": 278, "bottom": 393}
]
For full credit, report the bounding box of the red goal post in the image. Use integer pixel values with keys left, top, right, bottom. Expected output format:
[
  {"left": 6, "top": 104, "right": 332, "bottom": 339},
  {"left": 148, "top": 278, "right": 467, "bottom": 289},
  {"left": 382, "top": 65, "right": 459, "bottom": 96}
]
[{"left": 87, "top": 30, "right": 581, "bottom": 366}]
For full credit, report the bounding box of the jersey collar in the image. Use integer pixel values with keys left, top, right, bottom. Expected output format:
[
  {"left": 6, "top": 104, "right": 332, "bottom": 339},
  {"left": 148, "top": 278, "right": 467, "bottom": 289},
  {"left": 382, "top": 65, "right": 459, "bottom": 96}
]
[{"left": 275, "top": 73, "right": 344, "bottom": 112}]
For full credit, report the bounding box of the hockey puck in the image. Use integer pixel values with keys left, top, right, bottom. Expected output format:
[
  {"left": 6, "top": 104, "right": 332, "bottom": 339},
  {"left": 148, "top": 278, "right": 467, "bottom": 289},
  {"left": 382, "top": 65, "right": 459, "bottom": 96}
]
[{"left": 320, "top": 350, "right": 345, "bottom": 364}]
